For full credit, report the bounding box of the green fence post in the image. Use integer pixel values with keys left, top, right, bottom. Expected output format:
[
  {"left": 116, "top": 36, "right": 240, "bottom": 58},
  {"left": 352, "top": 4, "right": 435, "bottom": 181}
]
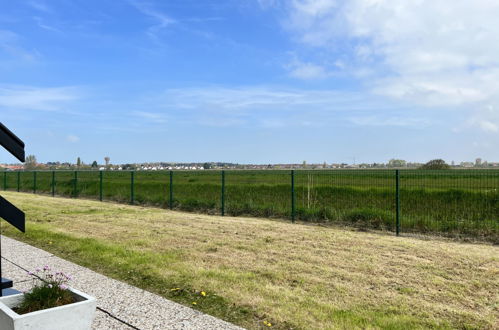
[
  {"left": 291, "top": 170, "right": 295, "bottom": 223},
  {"left": 3, "top": 171, "right": 6, "bottom": 190},
  {"left": 33, "top": 171, "right": 37, "bottom": 194},
  {"left": 221, "top": 170, "right": 225, "bottom": 216},
  {"left": 17, "top": 171, "right": 20, "bottom": 192},
  {"left": 51, "top": 171, "right": 55, "bottom": 197},
  {"left": 396, "top": 169, "right": 400, "bottom": 236},
  {"left": 73, "top": 171, "right": 78, "bottom": 198},
  {"left": 99, "top": 171, "right": 103, "bottom": 201},
  {"left": 169, "top": 170, "right": 173, "bottom": 209},
  {"left": 130, "top": 171, "right": 135, "bottom": 205}
]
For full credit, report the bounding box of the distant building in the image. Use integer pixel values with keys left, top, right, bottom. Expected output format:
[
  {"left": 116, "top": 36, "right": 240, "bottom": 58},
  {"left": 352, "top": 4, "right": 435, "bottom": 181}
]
[{"left": 1, "top": 164, "right": 24, "bottom": 170}]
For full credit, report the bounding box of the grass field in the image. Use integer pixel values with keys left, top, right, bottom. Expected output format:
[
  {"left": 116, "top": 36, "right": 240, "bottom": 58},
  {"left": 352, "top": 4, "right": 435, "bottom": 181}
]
[
  {"left": 3, "top": 169, "right": 499, "bottom": 241},
  {"left": 2, "top": 192, "right": 498, "bottom": 329}
]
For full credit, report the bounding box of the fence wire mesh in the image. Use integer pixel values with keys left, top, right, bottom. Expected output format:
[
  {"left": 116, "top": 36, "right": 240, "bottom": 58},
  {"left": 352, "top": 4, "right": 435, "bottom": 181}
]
[
  {"left": 295, "top": 170, "right": 396, "bottom": 231},
  {"left": 225, "top": 170, "right": 291, "bottom": 218},
  {"left": 400, "top": 170, "right": 499, "bottom": 239},
  {"left": 172, "top": 171, "right": 221, "bottom": 214},
  {"left": 101, "top": 171, "right": 130, "bottom": 203},
  {"left": 2, "top": 169, "right": 498, "bottom": 241},
  {"left": 134, "top": 171, "right": 170, "bottom": 208}
]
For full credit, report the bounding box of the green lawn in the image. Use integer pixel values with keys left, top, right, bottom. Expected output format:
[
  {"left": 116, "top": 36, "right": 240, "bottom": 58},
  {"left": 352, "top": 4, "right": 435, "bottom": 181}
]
[{"left": 2, "top": 191, "right": 498, "bottom": 329}]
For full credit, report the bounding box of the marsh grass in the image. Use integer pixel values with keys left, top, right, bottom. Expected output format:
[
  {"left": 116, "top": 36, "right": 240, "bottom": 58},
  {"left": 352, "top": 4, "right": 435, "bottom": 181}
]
[{"left": 2, "top": 192, "right": 498, "bottom": 329}]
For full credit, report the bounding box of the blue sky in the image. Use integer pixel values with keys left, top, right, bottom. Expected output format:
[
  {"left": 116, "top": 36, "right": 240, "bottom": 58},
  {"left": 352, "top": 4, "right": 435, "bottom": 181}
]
[{"left": 1, "top": 0, "right": 498, "bottom": 164}]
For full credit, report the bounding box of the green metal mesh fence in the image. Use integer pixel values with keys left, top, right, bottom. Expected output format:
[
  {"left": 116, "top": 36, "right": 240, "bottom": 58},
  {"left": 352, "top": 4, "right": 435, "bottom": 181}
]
[
  {"left": 2, "top": 169, "right": 498, "bottom": 241},
  {"left": 225, "top": 170, "right": 291, "bottom": 218},
  {"left": 399, "top": 170, "right": 499, "bottom": 239},
  {"left": 295, "top": 170, "right": 396, "bottom": 230},
  {"left": 134, "top": 171, "right": 170, "bottom": 208},
  {"left": 102, "top": 171, "right": 130, "bottom": 203},
  {"left": 172, "top": 171, "right": 221, "bottom": 213}
]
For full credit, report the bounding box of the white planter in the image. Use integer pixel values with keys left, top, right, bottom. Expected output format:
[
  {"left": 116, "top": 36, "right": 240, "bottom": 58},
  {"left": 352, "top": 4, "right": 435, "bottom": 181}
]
[{"left": 0, "top": 287, "right": 96, "bottom": 330}]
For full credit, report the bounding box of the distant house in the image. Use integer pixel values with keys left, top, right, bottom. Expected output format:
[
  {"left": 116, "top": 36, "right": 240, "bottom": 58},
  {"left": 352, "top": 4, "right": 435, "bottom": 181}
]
[{"left": 1, "top": 164, "right": 24, "bottom": 171}]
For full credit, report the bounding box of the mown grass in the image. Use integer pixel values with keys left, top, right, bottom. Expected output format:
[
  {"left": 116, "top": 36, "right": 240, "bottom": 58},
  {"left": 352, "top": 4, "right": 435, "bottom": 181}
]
[
  {"left": 2, "top": 192, "right": 498, "bottom": 329},
  {"left": 3, "top": 169, "right": 498, "bottom": 241}
]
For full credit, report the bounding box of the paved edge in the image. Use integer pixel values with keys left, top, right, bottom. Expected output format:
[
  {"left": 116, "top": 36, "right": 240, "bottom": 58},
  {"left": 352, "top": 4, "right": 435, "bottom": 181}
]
[{"left": 1, "top": 236, "right": 244, "bottom": 330}]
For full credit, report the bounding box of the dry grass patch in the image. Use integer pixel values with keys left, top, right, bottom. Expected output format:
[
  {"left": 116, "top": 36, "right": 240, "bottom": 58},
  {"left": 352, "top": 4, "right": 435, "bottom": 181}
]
[{"left": 2, "top": 192, "right": 498, "bottom": 329}]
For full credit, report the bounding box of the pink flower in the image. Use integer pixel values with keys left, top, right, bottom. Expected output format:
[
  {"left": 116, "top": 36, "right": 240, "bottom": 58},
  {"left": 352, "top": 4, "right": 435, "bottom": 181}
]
[{"left": 59, "top": 284, "right": 68, "bottom": 290}]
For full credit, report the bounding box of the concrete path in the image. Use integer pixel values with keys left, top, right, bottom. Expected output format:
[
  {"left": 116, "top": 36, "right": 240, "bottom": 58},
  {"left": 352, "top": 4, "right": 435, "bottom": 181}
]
[{"left": 1, "top": 236, "right": 243, "bottom": 330}]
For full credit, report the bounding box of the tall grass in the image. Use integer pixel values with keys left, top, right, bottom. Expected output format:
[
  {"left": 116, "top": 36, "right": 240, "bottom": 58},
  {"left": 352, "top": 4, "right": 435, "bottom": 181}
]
[{"left": 2, "top": 169, "right": 498, "bottom": 241}]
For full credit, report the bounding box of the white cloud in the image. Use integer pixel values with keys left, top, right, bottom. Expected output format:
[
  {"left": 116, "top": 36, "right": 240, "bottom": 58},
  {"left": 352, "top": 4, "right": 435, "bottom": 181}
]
[
  {"left": 66, "top": 135, "right": 80, "bottom": 143},
  {"left": 475, "top": 120, "right": 498, "bottom": 133},
  {"left": 160, "top": 86, "right": 363, "bottom": 112},
  {"left": 33, "top": 17, "right": 62, "bottom": 33},
  {"left": 132, "top": 111, "right": 167, "bottom": 123},
  {"left": 0, "top": 85, "right": 79, "bottom": 111},
  {"left": 261, "top": 119, "right": 286, "bottom": 128},
  {"left": 287, "top": 60, "right": 329, "bottom": 80},
  {"left": 143, "top": 86, "right": 428, "bottom": 129},
  {"left": 465, "top": 105, "right": 499, "bottom": 133},
  {"left": 272, "top": 0, "right": 499, "bottom": 133},
  {"left": 129, "top": 1, "right": 176, "bottom": 42},
  {"left": 0, "top": 30, "right": 38, "bottom": 62},
  {"left": 28, "top": 1, "right": 52, "bottom": 13},
  {"left": 348, "top": 115, "right": 430, "bottom": 128}
]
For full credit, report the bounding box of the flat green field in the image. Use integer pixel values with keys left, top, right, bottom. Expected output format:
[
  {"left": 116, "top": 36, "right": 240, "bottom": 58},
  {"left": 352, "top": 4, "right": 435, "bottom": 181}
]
[
  {"left": 3, "top": 169, "right": 498, "bottom": 241},
  {"left": 2, "top": 192, "right": 498, "bottom": 329}
]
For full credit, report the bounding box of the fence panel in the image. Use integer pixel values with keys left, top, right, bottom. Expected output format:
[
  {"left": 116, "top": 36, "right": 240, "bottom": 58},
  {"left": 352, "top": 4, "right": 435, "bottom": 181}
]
[
  {"left": 400, "top": 170, "right": 499, "bottom": 240},
  {"left": 5, "top": 171, "right": 17, "bottom": 191},
  {"left": 295, "top": 170, "right": 396, "bottom": 230},
  {"left": 2, "top": 169, "right": 497, "bottom": 241},
  {"left": 225, "top": 170, "right": 291, "bottom": 218},
  {"left": 51, "top": 171, "right": 75, "bottom": 197},
  {"left": 34, "top": 171, "right": 53, "bottom": 194},
  {"left": 102, "top": 171, "right": 130, "bottom": 203},
  {"left": 76, "top": 171, "right": 100, "bottom": 200},
  {"left": 171, "top": 171, "right": 220, "bottom": 214},
  {"left": 19, "top": 171, "right": 35, "bottom": 193},
  {"left": 134, "top": 171, "right": 170, "bottom": 208}
]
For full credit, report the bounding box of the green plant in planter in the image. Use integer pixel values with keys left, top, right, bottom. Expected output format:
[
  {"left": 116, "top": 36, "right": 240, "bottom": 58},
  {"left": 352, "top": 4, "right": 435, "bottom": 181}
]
[{"left": 14, "top": 266, "right": 75, "bottom": 315}]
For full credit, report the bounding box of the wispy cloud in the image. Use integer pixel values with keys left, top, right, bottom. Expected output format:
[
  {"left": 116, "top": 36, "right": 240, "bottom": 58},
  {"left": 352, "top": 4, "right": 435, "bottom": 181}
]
[
  {"left": 464, "top": 105, "right": 499, "bottom": 133},
  {"left": 141, "top": 86, "right": 425, "bottom": 128},
  {"left": 159, "top": 86, "right": 355, "bottom": 113},
  {"left": 286, "top": 59, "right": 330, "bottom": 80},
  {"left": 66, "top": 135, "right": 80, "bottom": 143},
  {"left": 28, "top": 0, "right": 52, "bottom": 14},
  {"left": 33, "top": 17, "right": 62, "bottom": 33},
  {"left": 348, "top": 115, "right": 430, "bottom": 128},
  {"left": 132, "top": 110, "right": 168, "bottom": 123},
  {"left": 0, "top": 85, "right": 80, "bottom": 111},
  {"left": 0, "top": 30, "right": 38, "bottom": 62},
  {"left": 129, "top": 1, "right": 176, "bottom": 42}
]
